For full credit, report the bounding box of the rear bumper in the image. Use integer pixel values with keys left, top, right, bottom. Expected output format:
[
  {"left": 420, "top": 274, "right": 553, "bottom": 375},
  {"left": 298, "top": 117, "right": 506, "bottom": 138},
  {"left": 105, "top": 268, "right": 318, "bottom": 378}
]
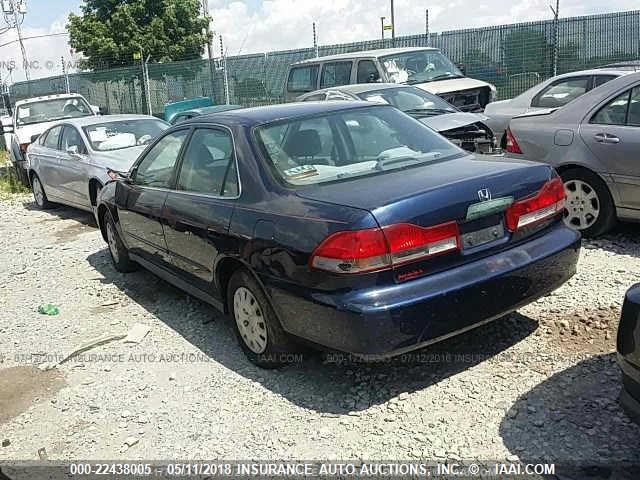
[{"left": 269, "top": 223, "right": 581, "bottom": 357}]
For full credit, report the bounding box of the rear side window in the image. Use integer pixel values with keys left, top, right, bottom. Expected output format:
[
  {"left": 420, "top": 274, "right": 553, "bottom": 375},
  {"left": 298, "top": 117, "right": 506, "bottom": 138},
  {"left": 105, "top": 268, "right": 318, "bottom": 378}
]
[
  {"left": 591, "top": 90, "right": 632, "bottom": 125},
  {"left": 531, "top": 77, "right": 590, "bottom": 108},
  {"left": 301, "top": 93, "right": 326, "bottom": 102},
  {"left": 357, "top": 60, "right": 380, "bottom": 83},
  {"left": 593, "top": 75, "right": 617, "bottom": 88},
  {"left": 320, "top": 62, "right": 353, "bottom": 88},
  {"left": 44, "top": 126, "right": 62, "bottom": 149},
  {"left": 177, "top": 128, "right": 238, "bottom": 197},
  {"left": 287, "top": 65, "right": 319, "bottom": 92}
]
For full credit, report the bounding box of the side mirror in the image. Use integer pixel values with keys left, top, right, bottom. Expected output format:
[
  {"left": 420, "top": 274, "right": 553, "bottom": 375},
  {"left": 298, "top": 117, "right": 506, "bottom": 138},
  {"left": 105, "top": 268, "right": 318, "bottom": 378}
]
[
  {"left": 30, "top": 134, "right": 40, "bottom": 143},
  {"left": 67, "top": 145, "right": 85, "bottom": 158},
  {"left": 367, "top": 72, "right": 381, "bottom": 83},
  {"left": 456, "top": 63, "right": 467, "bottom": 75},
  {"left": 99, "top": 106, "right": 109, "bottom": 115},
  {"left": 108, "top": 168, "right": 132, "bottom": 183}
]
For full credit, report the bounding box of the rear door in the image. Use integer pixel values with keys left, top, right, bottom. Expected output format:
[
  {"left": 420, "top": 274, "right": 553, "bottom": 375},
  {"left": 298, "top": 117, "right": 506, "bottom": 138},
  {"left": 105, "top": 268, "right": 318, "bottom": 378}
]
[
  {"left": 580, "top": 85, "right": 640, "bottom": 210},
  {"left": 163, "top": 126, "right": 238, "bottom": 293},
  {"left": 320, "top": 61, "right": 354, "bottom": 89},
  {"left": 37, "top": 125, "right": 64, "bottom": 198},
  {"left": 115, "top": 128, "right": 189, "bottom": 265},
  {"left": 57, "top": 125, "right": 90, "bottom": 207}
]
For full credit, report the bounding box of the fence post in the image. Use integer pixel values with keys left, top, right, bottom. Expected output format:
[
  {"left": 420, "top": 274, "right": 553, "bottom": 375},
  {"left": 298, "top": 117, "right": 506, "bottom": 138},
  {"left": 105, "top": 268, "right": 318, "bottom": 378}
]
[{"left": 551, "top": 0, "right": 559, "bottom": 76}]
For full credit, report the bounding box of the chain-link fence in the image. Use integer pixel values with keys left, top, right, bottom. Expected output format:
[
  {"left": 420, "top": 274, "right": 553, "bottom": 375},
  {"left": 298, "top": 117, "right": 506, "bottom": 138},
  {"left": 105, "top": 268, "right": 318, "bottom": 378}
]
[{"left": 9, "top": 10, "right": 640, "bottom": 115}]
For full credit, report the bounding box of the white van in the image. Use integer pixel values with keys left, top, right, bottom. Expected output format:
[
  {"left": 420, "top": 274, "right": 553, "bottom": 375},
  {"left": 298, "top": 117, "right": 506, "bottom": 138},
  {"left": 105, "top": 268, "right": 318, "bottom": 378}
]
[{"left": 285, "top": 47, "right": 496, "bottom": 111}]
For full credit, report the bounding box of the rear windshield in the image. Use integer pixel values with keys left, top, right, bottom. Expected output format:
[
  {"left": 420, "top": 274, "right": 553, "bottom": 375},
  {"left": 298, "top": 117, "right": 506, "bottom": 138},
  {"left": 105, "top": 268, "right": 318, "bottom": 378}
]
[
  {"left": 83, "top": 119, "right": 169, "bottom": 151},
  {"left": 255, "top": 105, "right": 462, "bottom": 186},
  {"left": 287, "top": 65, "right": 319, "bottom": 92},
  {"left": 16, "top": 97, "right": 93, "bottom": 126}
]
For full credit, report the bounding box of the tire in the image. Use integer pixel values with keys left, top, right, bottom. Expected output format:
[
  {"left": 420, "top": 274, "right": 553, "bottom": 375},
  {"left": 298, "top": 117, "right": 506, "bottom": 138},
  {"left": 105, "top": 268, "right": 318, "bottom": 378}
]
[
  {"left": 227, "top": 269, "right": 299, "bottom": 368},
  {"left": 31, "top": 174, "right": 54, "bottom": 209},
  {"left": 561, "top": 168, "right": 616, "bottom": 237},
  {"left": 103, "top": 209, "right": 138, "bottom": 273}
]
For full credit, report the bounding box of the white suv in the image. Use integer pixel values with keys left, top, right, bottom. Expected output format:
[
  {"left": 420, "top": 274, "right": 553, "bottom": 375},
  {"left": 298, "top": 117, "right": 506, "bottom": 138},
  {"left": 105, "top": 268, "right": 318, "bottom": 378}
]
[
  {"left": 1, "top": 93, "right": 98, "bottom": 184},
  {"left": 285, "top": 47, "right": 496, "bottom": 111}
]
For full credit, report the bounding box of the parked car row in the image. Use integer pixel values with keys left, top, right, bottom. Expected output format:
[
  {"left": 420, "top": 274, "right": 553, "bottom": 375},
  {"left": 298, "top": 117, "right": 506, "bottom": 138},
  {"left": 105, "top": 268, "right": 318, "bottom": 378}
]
[{"left": 8, "top": 49, "right": 639, "bottom": 426}]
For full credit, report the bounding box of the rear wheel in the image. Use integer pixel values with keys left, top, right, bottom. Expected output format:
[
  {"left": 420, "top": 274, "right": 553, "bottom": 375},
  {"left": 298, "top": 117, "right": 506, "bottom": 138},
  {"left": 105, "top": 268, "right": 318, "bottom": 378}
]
[
  {"left": 561, "top": 168, "right": 616, "bottom": 237},
  {"left": 31, "top": 174, "right": 54, "bottom": 209},
  {"left": 227, "top": 269, "right": 299, "bottom": 368},
  {"left": 104, "top": 210, "right": 137, "bottom": 273}
]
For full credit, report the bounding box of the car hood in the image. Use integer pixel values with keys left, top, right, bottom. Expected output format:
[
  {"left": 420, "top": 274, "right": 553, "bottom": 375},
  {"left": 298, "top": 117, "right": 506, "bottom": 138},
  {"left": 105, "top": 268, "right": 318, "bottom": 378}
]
[
  {"left": 417, "top": 112, "right": 489, "bottom": 132},
  {"left": 89, "top": 146, "right": 147, "bottom": 172},
  {"left": 412, "top": 77, "right": 493, "bottom": 95},
  {"left": 14, "top": 121, "right": 62, "bottom": 143}
]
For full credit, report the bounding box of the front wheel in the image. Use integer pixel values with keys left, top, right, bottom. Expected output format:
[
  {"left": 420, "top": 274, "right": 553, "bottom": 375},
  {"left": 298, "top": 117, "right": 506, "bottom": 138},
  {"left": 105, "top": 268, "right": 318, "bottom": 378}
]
[
  {"left": 227, "top": 269, "right": 300, "bottom": 368},
  {"left": 31, "top": 174, "right": 54, "bottom": 209},
  {"left": 561, "top": 168, "right": 616, "bottom": 237}
]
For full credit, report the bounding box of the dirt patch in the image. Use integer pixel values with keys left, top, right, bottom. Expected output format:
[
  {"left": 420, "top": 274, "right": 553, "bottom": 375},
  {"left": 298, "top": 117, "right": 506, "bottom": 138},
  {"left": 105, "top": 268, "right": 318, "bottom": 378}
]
[
  {"left": 539, "top": 306, "right": 619, "bottom": 354},
  {"left": 52, "top": 222, "right": 95, "bottom": 244},
  {"left": 0, "top": 366, "right": 66, "bottom": 425}
]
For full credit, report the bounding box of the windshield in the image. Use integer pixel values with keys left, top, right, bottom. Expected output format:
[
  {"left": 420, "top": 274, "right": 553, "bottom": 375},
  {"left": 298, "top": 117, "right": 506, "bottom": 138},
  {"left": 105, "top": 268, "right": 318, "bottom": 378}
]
[
  {"left": 16, "top": 97, "right": 93, "bottom": 126},
  {"left": 380, "top": 50, "right": 463, "bottom": 84},
  {"left": 256, "top": 106, "right": 462, "bottom": 186},
  {"left": 357, "top": 86, "right": 458, "bottom": 114},
  {"left": 82, "top": 119, "right": 169, "bottom": 151}
]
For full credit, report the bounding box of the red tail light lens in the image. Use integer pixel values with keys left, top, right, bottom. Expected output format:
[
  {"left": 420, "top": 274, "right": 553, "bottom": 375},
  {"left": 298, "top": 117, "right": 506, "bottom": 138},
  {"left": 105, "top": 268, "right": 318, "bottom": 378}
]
[
  {"left": 505, "top": 127, "right": 522, "bottom": 154},
  {"left": 384, "top": 222, "right": 459, "bottom": 266},
  {"left": 506, "top": 176, "right": 565, "bottom": 231},
  {"left": 19, "top": 143, "right": 30, "bottom": 153},
  {"left": 311, "top": 221, "right": 460, "bottom": 274}
]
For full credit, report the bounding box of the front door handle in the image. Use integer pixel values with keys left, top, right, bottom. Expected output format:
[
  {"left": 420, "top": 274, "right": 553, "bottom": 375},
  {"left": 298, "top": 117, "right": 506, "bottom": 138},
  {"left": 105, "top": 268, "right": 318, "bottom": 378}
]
[
  {"left": 594, "top": 133, "right": 606, "bottom": 143},
  {"left": 604, "top": 133, "right": 620, "bottom": 144}
]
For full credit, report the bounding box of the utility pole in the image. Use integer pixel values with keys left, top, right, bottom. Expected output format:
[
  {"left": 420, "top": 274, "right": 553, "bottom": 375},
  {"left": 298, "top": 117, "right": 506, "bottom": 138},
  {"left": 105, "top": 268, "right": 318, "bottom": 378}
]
[
  {"left": 61, "top": 56, "right": 69, "bottom": 93},
  {"left": 313, "top": 22, "right": 319, "bottom": 58},
  {"left": 425, "top": 9, "right": 429, "bottom": 44},
  {"left": 550, "top": 0, "right": 560, "bottom": 76},
  {"left": 390, "top": 0, "right": 395, "bottom": 43},
  {"left": 380, "top": 16, "right": 385, "bottom": 40},
  {"left": 1, "top": 0, "right": 29, "bottom": 80},
  {"left": 201, "top": 0, "right": 215, "bottom": 95},
  {"left": 220, "top": 35, "right": 229, "bottom": 105}
]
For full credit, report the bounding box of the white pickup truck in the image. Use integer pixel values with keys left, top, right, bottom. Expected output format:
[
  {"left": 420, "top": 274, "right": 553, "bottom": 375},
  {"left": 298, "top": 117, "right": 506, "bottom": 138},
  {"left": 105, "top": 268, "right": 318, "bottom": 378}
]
[{"left": 1, "top": 93, "right": 99, "bottom": 185}]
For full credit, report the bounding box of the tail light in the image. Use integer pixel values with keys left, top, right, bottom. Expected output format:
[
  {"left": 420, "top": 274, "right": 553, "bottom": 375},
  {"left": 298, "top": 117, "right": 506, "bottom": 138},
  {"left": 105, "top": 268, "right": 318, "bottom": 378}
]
[
  {"left": 505, "top": 127, "right": 522, "bottom": 154},
  {"left": 19, "top": 142, "right": 30, "bottom": 153},
  {"left": 505, "top": 176, "right": 565, "bottom": 231},
  {"left": 310, "top": 221, "right": 460, "bottom": 274}
]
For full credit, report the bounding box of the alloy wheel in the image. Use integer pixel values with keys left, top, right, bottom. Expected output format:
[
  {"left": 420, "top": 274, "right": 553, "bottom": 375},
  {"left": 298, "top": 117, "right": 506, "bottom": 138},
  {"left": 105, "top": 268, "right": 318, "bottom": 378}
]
[
  {"left": 33, "top": 177, "right": 44, "bottom": 206},
  {"left": 106, "top": 221, "right": 120, "bottom": 264},
  {"left": 563, "top": 179, "right": 600, "bottom": 230},
  {"left": 233, "top": 287, "right": 267, "bottom": 354}
]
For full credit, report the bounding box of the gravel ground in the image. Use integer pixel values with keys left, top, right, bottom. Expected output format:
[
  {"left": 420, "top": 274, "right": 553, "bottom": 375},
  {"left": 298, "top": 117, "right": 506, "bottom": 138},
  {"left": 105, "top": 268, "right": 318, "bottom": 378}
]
[{"left": 0, "top": 194, "right": 639, "bottom": 466}]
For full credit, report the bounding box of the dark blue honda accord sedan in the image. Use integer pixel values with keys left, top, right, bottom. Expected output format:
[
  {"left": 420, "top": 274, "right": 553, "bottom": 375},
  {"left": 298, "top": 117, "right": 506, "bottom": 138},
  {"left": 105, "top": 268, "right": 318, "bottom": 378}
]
[{"left": 95, "top": 101, "right": 581, "bottom": 367}]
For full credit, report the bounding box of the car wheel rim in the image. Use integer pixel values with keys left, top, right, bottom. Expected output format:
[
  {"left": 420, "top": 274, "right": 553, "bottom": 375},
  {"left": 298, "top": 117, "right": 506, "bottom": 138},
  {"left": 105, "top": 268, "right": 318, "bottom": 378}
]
[
  {"left": 33, "top": 178, "right": 44, "bottom": 206},
  {"left": 106, "top": 221, "right": 119, "bottom": 264},
  {"left": 233, "top": 287, "right": 267, "bottom": 354},
  {"left": 563, "top": 179, "right": 600, "bottom": 230}
]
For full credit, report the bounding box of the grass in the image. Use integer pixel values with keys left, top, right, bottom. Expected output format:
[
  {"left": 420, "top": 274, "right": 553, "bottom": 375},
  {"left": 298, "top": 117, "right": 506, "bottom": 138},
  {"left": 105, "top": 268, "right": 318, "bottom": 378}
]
[{"left": 0, "top": 150, "right": 30, "bottom": 196}]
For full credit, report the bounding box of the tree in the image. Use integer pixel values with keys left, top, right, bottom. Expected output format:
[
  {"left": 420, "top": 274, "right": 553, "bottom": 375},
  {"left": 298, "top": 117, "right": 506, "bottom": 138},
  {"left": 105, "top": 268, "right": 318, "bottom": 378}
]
[{"left": 68, "top": 0, "right": 210, "bottom": 70}]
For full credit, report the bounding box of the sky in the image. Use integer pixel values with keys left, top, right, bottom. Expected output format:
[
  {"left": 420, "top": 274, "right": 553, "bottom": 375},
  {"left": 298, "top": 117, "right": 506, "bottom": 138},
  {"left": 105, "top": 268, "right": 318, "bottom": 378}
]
[{"left": 0, "top": 0, "right": 637, "bottom": 82}]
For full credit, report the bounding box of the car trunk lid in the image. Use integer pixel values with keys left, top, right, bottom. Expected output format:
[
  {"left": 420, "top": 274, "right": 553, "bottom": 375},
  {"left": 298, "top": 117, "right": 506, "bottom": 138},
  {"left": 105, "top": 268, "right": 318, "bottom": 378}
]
[{"left": 297, "top": 153, "right": 557, "bottom": 280}]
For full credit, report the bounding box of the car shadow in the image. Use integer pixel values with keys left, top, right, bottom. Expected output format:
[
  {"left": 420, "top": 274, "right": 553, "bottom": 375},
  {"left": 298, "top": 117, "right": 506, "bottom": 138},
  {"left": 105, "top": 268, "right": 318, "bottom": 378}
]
[
  {"left": 584, "top": 222, "right": 640, "bottom": 257},
  {"left": 23, "top": 200, "right": 97, "bottom": 227},
  {"left": 499, "top": 354, "right": 640, "bottom": 479},
  {"left": 87, "top": 248, "right": 539, "bottom": 414}
]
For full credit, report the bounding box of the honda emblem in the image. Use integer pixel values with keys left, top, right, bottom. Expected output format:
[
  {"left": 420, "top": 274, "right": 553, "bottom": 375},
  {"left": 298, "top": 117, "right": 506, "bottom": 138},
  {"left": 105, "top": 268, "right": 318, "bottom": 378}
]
[{"left": 478, "top": 188, "right": 492, "bottom": 201}]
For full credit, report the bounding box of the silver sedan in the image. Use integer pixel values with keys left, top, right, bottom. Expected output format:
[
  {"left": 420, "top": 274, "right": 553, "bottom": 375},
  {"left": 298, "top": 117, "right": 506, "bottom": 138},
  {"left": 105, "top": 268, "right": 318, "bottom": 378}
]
[
  {"left": 505, "top": 72, "right": 640, "bottom": 236},
  {"left": 27, "top": 115, "right": 169, "bottom": 213}
]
